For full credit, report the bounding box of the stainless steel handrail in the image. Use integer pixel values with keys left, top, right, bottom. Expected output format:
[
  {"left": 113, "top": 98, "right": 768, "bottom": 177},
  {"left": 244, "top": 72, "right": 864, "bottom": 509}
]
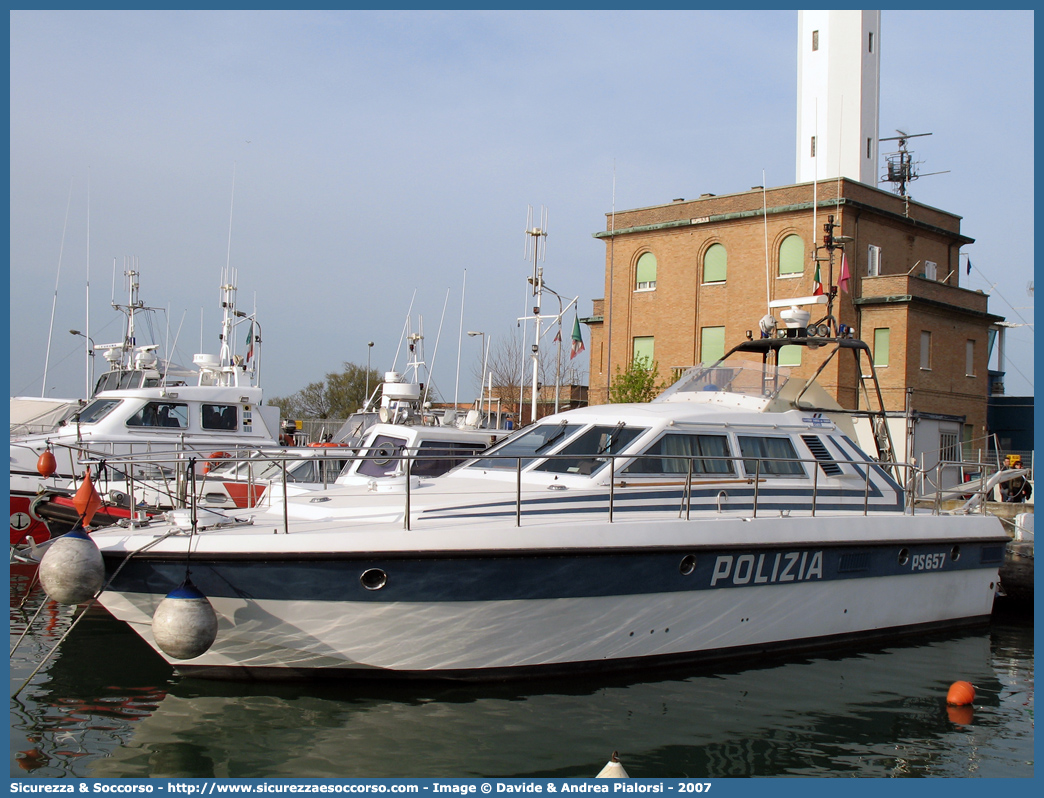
[{"left": 43, "top": 447, "right": 921, "bottom": 538}]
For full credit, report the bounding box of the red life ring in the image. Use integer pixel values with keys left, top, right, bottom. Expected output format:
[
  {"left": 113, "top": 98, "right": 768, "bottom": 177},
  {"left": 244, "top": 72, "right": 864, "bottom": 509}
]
[{"left": 203, "top": 451, "right": 232, "bottom": 474}]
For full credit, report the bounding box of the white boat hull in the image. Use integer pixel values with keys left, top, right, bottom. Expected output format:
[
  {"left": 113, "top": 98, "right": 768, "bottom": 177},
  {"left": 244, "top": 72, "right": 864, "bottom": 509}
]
[{"left": 96, "top": 513, "right": 1004, "bottom": 679}]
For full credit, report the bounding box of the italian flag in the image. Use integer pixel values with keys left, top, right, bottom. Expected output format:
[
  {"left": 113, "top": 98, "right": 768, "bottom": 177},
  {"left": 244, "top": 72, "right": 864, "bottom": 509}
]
[{"left": 812, "top": 261, "right": 824, "bottom": 296}]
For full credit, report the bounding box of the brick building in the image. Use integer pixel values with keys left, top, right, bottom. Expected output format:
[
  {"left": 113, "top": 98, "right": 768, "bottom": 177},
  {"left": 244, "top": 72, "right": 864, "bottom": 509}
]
[{"left": 582, "top": 177, "right": 1003, "bottom": 468}]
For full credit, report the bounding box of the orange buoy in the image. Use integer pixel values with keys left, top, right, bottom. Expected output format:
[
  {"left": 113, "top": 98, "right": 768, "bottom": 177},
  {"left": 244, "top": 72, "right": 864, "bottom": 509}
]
[
  {"left": 946, "top": 680, "right": 976, "bottom": 706},
  {"left": 36, "top": 449, "right": 57, "bottom": 478}
]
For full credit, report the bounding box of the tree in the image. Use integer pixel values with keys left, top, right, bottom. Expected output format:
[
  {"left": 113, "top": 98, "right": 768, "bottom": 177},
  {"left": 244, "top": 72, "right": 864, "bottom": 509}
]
[
  {"left": 479, "top": 331, "right": 586, "bottom": 420},
  {"left": 270, "top": 362, "right": 381, "bottom": 420},
  {"left": 608, "top": 356, "right": 666, "bottom": 404}
]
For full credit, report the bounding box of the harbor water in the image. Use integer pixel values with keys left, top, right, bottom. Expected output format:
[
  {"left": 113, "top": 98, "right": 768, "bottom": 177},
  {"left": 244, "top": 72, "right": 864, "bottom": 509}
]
[{"left": 10, "top": 567, "right": 1034, "bottom": 779}]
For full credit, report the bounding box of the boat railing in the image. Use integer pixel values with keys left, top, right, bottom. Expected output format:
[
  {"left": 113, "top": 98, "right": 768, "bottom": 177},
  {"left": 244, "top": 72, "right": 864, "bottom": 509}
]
[
  {"left": 412, "top": 452, "right": 915, "bottom": 531},
  {"left": 46, "top": 447, "right": 934, "bottom": 534}
]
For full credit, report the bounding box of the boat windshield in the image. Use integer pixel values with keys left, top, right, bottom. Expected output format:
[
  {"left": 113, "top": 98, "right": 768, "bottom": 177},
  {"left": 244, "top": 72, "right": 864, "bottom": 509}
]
[
  {"left": 534, "top": 424, "right": 647, "bottom": 476},
  {"left": 467, "top": 421, "right": 582, "bottom": 470},
  {"left": 73, "top": 398, "right": 122, "bottom": 425},
  {"left": 654, "top": 360, "right": 793, "bottom": 402}
]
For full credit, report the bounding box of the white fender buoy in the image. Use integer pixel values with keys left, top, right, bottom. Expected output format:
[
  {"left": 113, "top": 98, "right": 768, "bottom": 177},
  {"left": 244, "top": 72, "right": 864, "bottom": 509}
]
[
  {"left": 38, "top": 527, "right": 104, "bottom": 605},
  {"left": 152, "top": 580, "right": 219, "bottom": 660},
  {"left": 595, "top": 751, "right": 629, "bottom": 778}
]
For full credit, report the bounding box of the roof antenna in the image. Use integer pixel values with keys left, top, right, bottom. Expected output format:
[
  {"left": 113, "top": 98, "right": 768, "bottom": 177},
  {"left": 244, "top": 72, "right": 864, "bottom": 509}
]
[{"left": 879, "top": 131, "right": 949, "bottom": 209}]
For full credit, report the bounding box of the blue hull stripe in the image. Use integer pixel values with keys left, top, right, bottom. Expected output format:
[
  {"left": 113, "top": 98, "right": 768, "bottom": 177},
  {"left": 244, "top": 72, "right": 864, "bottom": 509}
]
[
  {"left": 103, "top": 541, "right": 1001, "bottom": 604},
  {"left": 421, "top": 486, "right": 903, "bottom": 521}
]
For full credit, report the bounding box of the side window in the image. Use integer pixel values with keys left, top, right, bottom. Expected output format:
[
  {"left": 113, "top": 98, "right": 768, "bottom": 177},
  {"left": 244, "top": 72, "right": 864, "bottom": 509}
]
[
  {"left": 413, "top": 441, "right": 485, "bottom": 477},
  {"left": 778, "top": 234, "right": 804, "bottom": 277},
  {"left": 202, "top": 404, "right": 239, "bottom": 431},
  {"left": 126, "top": 401, "right": 188, "bottom": 429},
  {"left": 703, "top": 243, "right": 727, "bottom": 283},
  {"left": 738, "top": 436, "right": 805, "bottom": 477},
  {"left": 635, "top": 252, "right": 657, "bottom": 291},
  {"left": 624, "top": 433, "right": 734, "bottom": 476}
]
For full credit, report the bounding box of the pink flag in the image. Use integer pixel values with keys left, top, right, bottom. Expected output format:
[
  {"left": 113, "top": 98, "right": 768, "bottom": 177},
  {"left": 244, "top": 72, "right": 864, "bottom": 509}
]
[{"left": 839, "top": 252, "right": 851, "bottom": 294}]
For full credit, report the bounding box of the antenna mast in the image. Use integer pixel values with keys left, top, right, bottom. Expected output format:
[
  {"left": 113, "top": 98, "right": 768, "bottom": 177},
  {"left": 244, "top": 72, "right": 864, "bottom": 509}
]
[
  {"left": 879, "top": 130, "right": 949, "bottom": 201},
  {"left": 524, "top": 206, "right": 548, "bottom": 424}
]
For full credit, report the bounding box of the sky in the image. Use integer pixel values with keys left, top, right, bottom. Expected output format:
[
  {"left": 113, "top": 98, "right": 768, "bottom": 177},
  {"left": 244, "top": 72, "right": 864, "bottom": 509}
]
[{"left": 8, "top": 9, "right": 1035, "bottom": 406}]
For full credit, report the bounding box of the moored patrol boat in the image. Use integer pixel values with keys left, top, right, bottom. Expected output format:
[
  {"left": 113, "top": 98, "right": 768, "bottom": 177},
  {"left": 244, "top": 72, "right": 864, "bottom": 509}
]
[
  {"left": 10, "top": 269, "right": 278, "bottom": 548},
  {"left": 83, "top": 331, "right": 1008, "bottom": 681}
]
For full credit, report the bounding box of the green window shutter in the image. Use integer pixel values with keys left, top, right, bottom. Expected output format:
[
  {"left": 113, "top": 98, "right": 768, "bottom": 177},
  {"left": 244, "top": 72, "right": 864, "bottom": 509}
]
[
  {"left": 700, "top": 326, "right": 725, "bottom": 364},
  {"left": 635, "top": 252, "right": 657, "bottom": 289},
  {"left": 873, "top": 328, "right": 890, "bottom": 367},
  {"left": 778, "top": 344, "right": 802, "bottom": 366},
  {"left": 778, "top": 234, "right": 804, "bottom": 275},
  {"left": 703, "top": 244, "right": 727, "bottom": 283},
  {"left": 632, "top": 336, "right": 654, "bottom": 364}
]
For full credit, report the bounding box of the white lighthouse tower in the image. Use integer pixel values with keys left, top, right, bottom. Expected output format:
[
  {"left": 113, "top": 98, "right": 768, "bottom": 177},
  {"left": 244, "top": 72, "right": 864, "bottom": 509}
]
[{"left": 796, "top": 10, "right": 881, "bottom": 186}]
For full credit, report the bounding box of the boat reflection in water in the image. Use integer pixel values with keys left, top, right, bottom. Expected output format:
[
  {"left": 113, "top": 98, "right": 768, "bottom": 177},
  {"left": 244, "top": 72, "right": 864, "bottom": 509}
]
[{"left": 10, "top": 574, "right": 1033, "bottom": 779}]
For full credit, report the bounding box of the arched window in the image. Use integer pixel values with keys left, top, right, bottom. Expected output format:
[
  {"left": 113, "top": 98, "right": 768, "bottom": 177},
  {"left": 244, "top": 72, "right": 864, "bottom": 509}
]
[
  {"left": 703, "top": 244, "right": 727, "bottom": 283},
  {"left": 778, "top": 234, "right": 804, "bottom": 276},
  {"left": 635, "top": 252, "right": 657, "bottom": 290}
]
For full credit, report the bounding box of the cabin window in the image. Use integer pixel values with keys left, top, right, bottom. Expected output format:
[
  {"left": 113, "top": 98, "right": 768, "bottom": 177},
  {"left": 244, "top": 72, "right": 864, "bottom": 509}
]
[
  {"left": 286, "top": 459, "right": 320, "bottom": 483},
  {"left": 469, "top": 422, "right": 582, "bottom": 470},
  {"left": 75, "top": 398, "right": 122, "bottom": 425},
  {"left": 412, "top": 440, "right": 489, "bottom": 477},
  {"left": 94, "top": 372, "right": 122, "bottom": 394},
  {"left": 778, "top": 234, "right": 804, "bottom": 276},
  {"left": 703, "top": 244, "right": 727, "bottom": 283},
  {"left": 623, "top": 433, "right": 734, "bottom": 476},
  {"left": 535, "top": 424, "right": 647, "bottom": 476},
  {"left": 125, "top": 401, "right": 188, "bottom": 429},
  {"left": 202, "top": 404, "right": 239, "bottom": 431},
  {"left": 635, "top": 252, "right": 657, "bottom": 291},
  {"left": 738, "top": 435, "right": 806, "bottom": 477}
]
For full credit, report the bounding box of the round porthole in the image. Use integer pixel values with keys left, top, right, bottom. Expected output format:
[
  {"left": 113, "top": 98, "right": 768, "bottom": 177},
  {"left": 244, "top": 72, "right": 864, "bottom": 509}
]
[
  {"left": 360, "top": 568, "right": 388, "bottom": 591},
  {"left": 897, "top": 548, "right": 910, "bottom": 566},
  {"left": 679, "top": 554, "right": 697, "bottom": 576},
  {"left": 950, "top": 545, "right": 961, "bottom": 562}
]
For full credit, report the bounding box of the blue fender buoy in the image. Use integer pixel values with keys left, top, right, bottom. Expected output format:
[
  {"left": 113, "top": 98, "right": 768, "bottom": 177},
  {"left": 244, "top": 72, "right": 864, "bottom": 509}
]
[
  {"left": 152, "top": 580, "right": 219, "bottom": 660},
  {"left": 38, "top": 527, "right": 104, "bottom": 605}
]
